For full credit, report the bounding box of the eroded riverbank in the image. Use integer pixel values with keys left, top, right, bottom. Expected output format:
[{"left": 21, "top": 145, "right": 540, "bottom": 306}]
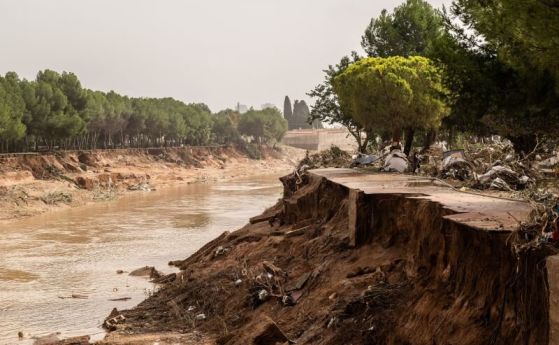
[
  {"left": 0, "top": 175, "right": 290, "bottom": 345},
  {"left": 0, "top": 146, "right": 304, "bottom": 223}
]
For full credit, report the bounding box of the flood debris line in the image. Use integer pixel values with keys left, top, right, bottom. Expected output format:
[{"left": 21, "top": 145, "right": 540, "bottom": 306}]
[
  {"left": 511, "top": 200, "right": 559, "bottom": 255},
  {"left": 342, "top": 137, "right": 558, "bottom": 202},
  {"left": 100, "top": 167, "right": 555, "bottom": 345}
]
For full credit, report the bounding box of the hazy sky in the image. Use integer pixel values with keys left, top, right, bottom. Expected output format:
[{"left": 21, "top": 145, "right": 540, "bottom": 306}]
[{"left": 0, "top": 0, "right": 450, "bottom": 112}]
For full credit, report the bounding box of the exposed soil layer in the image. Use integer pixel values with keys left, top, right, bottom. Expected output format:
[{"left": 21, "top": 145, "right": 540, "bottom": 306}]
[
  {"left": 0, "top": 146, "right": 303, "bottom": 223},
  {"left": 104, "top": 169, "right": 553, "bottom": 345}
]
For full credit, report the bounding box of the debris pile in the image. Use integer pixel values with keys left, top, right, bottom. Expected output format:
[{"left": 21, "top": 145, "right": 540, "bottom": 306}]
[
  {"left": 299, "top": 146, "right": 352, "bottom": 170},
  {"left": 410, "top": 138, "right": 559, "bottom": 195}
]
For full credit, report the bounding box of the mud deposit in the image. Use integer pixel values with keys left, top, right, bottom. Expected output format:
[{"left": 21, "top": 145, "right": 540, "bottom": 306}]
[
  {"left": 109, "top": 169, "right": 554, "bottom": 345},
  {"left": 0, "top": 176, "right": 283, "bottom": 345}
]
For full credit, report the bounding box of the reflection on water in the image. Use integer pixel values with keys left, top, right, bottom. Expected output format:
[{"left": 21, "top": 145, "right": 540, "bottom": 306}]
[{"left": 0, "top": 176, "right": 282, "bottom": 345}]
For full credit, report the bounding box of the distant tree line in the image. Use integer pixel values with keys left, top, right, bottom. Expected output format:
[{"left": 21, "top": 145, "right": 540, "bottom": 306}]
[
  {"left": 309, "top": 0, "right": 559, "bottom": 153},
  {"left": 0, "top": 70, "right": 287, "bottom": 153}
]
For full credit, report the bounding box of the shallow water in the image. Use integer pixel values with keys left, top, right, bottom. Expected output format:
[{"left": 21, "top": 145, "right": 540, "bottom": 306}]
[{"left": 0, "top": 176, "right": 283, "bottom": 345}]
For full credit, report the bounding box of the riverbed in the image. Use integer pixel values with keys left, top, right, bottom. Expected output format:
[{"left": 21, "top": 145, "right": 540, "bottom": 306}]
[{"left": 0, "top": 176, "right": 283, "bottom": 345}]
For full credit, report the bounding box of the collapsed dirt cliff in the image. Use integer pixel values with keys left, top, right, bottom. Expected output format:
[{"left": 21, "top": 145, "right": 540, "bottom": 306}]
[
  {"left": 0, "top": 146, "right": 303, "bottom": 222},
  {"left": 101, "top": 168, "right": 554, "bottom": 345}
]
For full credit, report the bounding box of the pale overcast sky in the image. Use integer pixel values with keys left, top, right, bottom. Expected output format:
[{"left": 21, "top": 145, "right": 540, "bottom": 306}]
[{"left": 0, "top": 0, "right": 450, "bottom": 112}]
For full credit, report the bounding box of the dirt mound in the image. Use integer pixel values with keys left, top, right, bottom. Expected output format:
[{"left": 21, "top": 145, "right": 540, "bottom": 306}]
[{"left": 106, "top": 171, "right": 551, "bottom": 345}]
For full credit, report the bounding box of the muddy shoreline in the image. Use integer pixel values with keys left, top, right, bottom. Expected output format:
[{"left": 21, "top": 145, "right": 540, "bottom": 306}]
[{"left": 0, "top": 146, "right": 304, "bottom": 225}]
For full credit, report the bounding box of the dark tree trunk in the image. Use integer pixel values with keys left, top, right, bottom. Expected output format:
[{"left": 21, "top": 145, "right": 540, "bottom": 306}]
[
  {"left": 392, "top": 128, "right": 402, "bottom": 148},
  {"left": 403, "top": 128, "right": 415, "bottom": 156},
  {"left": 509, "top": 134, "right": 537, "bottom": 155},
  {"left": 423, "top": 128, "right": 437, "bottom": 151}
]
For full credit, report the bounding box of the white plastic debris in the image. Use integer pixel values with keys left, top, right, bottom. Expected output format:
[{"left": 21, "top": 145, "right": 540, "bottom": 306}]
[
  {"left": 382, "top": 150, "right": 409, "bottom": 173},
  {"left": 258, "top": 289, "right": 269, "bottom": 301}
]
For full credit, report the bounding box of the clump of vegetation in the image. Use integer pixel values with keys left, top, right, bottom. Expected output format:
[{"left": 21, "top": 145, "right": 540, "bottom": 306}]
[
  {"left": 300, "top": 146, "right": 352, "bottom": 169},
  {"left": 41, "top": 191, "right": 73, "bottom": 205},
  {"left": 92, "top": 187, "right": 118, "bottom": 201},
  {"left": 238, "top": 107, "right": 287, "bottom": 145},
  {"left": 239, "top": 141, "right": 262, "bottom": 160}
]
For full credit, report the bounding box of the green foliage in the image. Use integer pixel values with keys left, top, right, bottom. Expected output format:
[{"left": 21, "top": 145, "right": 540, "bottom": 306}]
[
  {"left": 362, "top": 0, "right": 444, "bottom": 58},
  {"left": 333, "top": 56, "right": 449, "bottom": 141},
  {"left": 213, "top": 109, "right": 242, "bottom": 145},
  {"left": 308, "top": 53, "right": 374, "bottom": 152},
  {"left": 0, "top": 73, "right": 26, "bottom": 142},
  {"left": 429, "top": 2, "right": 559, "bottom": 150},
  {"left": 0, "top": 70, "right": 260, "bottom": 152},
  {"left": 452, "top": 0, "right": 559, "bottom": 84},
  {"left": 238, "top": 107, "right": 287, "bottom": 145}
]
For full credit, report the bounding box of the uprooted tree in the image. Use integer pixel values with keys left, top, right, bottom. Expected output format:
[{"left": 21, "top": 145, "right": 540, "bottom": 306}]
[{"left": 332, "top": 56, "right": 449, "bottom": 155}]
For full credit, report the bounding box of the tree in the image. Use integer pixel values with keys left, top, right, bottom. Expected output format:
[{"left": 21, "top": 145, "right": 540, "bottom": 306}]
[
  {"left": 362, "top": 0, "right": 444, "bottom": 58},
  {"left": 0, "top": 73, "right": 26, "bottom": 151},
  {"left": 213, "top": 109, "right": 241, "bottom": 145},
  {"left": 429, "top": 3, "right": 559, "bottom": 152},
  {"left": 362, "top": 0, "right": 445, "bottom": 151},
  {"left": 333, "top": 56, "right": 449, "bottom": 153},
  {"left": 452, "top": 0, "right": 559, "bottom": 84},
  {"left": 308, "top": 53, "right": 374, "bottom": 153},
  {"left": 238, "top": 108, "right": 287, "bottom": 145},
  {"left": 283, "top": 96, "right": 293, "bottom": 124}
]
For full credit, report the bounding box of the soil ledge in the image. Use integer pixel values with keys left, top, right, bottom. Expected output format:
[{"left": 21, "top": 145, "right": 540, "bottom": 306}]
[{"left": 98, "top": 168, "right": 559, "bottom": 345}]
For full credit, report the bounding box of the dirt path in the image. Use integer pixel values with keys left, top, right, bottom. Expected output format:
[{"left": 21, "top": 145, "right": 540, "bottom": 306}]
[{"left": 0, "top": 145, "right": 305, "bottom": 224}]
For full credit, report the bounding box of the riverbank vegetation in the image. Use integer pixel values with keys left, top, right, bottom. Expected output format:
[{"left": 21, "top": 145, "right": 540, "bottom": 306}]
[
  {"left": 0, "top": 71, "right": 287, "bottom": 153},
  {"left": 309, "top": 0, "right": 559, "bottom": 154}
]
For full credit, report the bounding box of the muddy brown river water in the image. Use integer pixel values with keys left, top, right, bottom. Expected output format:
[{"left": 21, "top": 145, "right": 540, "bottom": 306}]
[{"left": 0, "top": 176, "right": 283, "bottom": 345}]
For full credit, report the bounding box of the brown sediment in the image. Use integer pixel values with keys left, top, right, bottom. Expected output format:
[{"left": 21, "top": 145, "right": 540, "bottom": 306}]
[
  {"left": 0, "top": 146, "right": 303, "bottom": 223},
  {"left": 100, "top": 168, "right": 554, "bottom": 345}
]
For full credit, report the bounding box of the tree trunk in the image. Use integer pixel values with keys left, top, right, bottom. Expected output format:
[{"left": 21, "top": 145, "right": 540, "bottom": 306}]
[
  {"left": 509, "top": 134, "right": 537, "bottom": 155},
  {"left": 403, "top": 128, "right": 415, "bottom": 156},
  {"left": 423, "top": 128, "right": 437, "bottom": 151},
  {"left": 392, "top": 128, "right": 402, "bottom": 150}
]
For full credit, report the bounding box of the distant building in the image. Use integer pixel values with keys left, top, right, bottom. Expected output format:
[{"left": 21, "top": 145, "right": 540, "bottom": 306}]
[
  {"left": 282, "top": 128, "right": 356, "bottom": 151},
  {"left": 236, "top": 102, "right": 249, "bottom": 114},
  {"left": 283, "top": 96, "right": 323, "bottom": 130},
  {"left": 261, "top": 103, "right": 276, "bottom": 110}
]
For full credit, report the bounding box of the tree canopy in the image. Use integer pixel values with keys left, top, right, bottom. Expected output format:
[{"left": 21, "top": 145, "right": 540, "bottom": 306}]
[
  {"left": 308, "top": 53, "right": 372, "bottom": 152},
  {"left": 0, "top": 69, "right": 283, "bottom": 153},
  {"left": 426, "top": 1, "right": 559, "bottom": 150},
  {"left": 452, "top": 0, "right": 559, "bottom": 84},
  {"left": 361, "top": 0, "right": 444, "bottom": 58},
  {"left": 333, "top": 56, "right": 449, "bottom": 143},
  {"left": 238, "top": 107, "right": 287, "bottom": 145}
]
